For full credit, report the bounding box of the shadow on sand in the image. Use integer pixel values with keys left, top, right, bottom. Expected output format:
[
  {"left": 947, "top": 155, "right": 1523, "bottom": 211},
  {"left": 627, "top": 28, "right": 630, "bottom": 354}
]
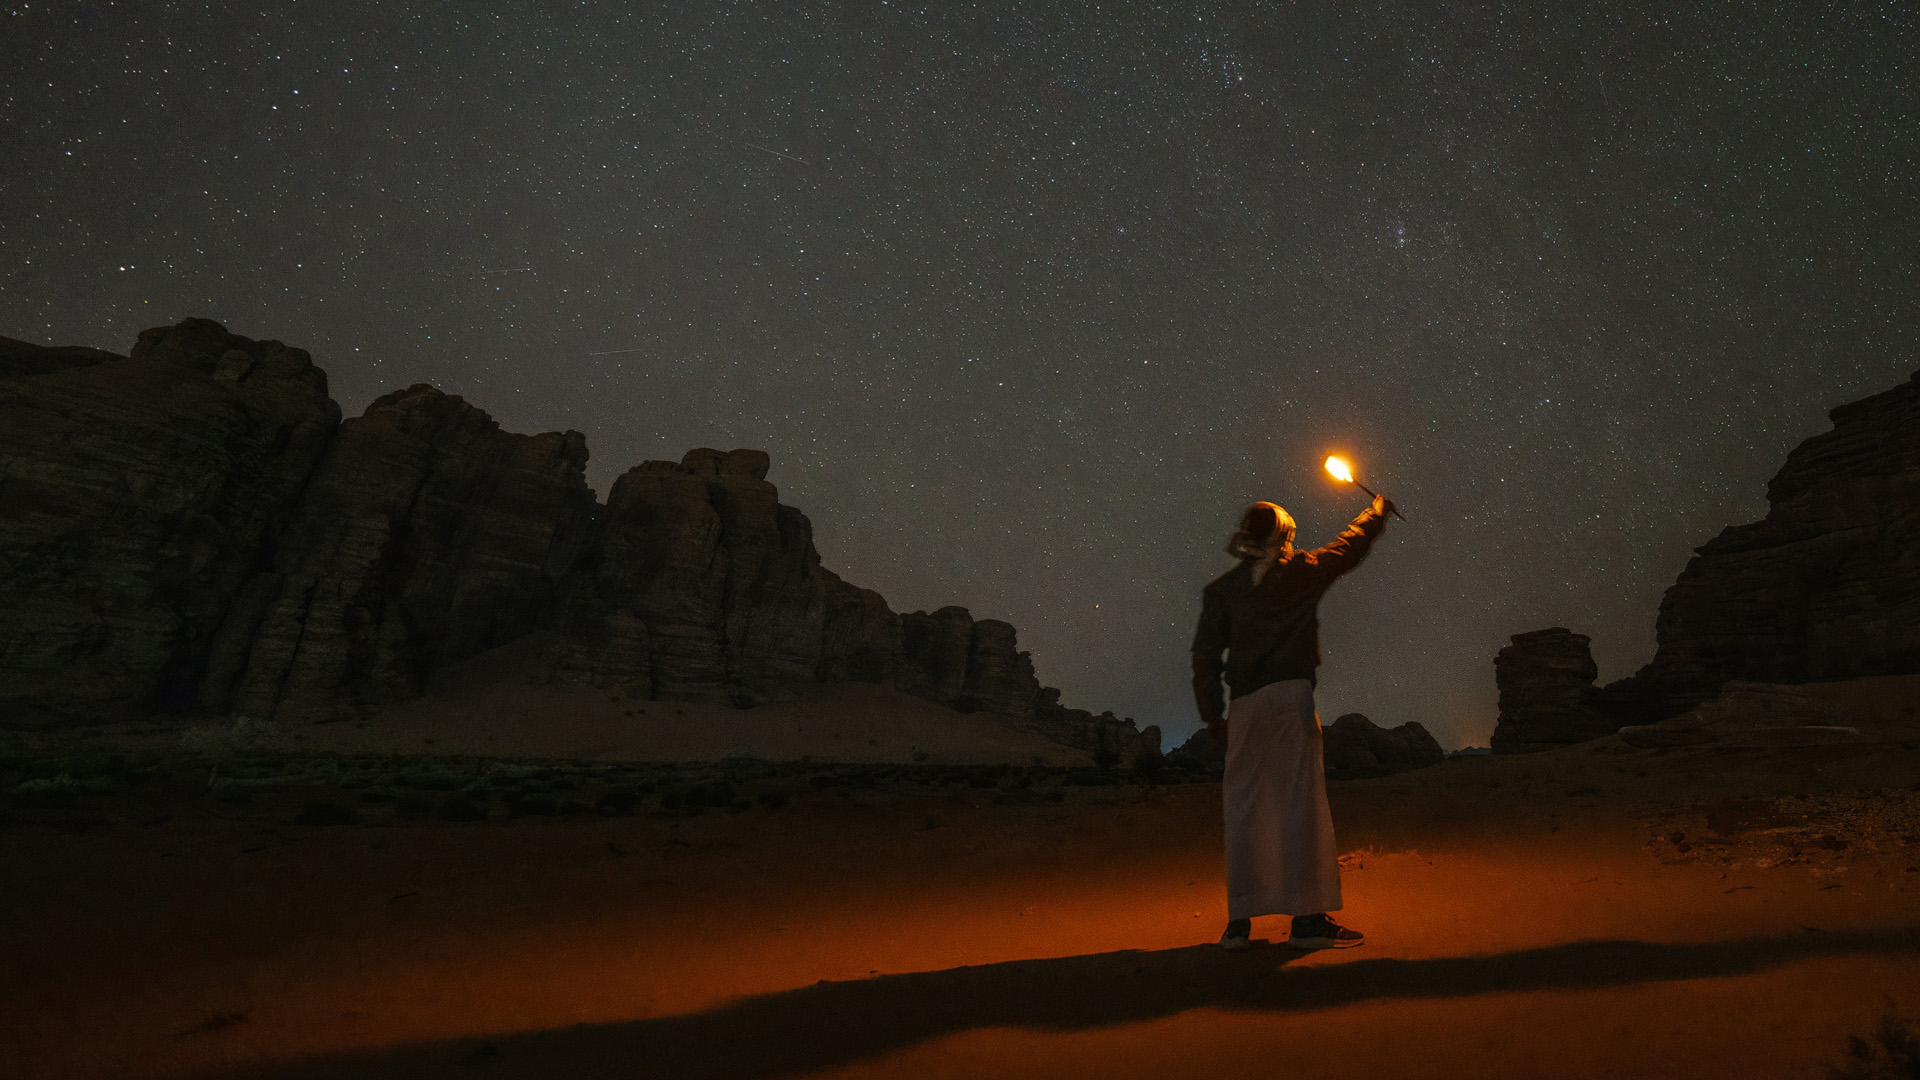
[{"left": 219, "top": 927, "right": 1920, "bottom": 1079}]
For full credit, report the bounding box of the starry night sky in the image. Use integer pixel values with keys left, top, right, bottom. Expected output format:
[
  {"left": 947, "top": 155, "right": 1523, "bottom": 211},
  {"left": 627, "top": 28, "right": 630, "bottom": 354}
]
[{"left": 6, "top": 2, "right": 1916, "bottom": 748}]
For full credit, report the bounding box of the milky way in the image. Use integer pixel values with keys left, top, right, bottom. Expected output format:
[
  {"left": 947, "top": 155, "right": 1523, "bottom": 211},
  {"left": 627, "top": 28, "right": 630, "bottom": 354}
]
[{"left": 7, "top": 2, "right": 1916, "bottom": 746}]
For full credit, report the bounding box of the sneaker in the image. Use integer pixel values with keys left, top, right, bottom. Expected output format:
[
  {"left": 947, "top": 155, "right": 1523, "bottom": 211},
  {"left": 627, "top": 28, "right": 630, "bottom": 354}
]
[
  {"left": 1219, "top": 918, "right": 1252, "bottom": 951},
  {"left": 1288, "top": 915, "right": 1364, "bottom": 950}
]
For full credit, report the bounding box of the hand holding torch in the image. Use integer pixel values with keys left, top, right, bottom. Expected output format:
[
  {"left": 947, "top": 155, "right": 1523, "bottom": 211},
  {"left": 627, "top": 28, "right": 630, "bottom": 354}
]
[{"left": 1324, "top": 456, "right": 1407, "bottom": 521}]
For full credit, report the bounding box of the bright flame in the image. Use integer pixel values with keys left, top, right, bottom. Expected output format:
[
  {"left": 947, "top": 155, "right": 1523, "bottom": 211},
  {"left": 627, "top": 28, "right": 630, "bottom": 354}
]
[{"left": 1325, "top": 456, "right": 1354, "bottom": 484}]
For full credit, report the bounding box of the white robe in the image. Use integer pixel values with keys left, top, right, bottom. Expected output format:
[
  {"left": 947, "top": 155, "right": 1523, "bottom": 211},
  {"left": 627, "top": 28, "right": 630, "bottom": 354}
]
[{"left": 1222, "top": 677, "right": 1342, "bottom": 919}]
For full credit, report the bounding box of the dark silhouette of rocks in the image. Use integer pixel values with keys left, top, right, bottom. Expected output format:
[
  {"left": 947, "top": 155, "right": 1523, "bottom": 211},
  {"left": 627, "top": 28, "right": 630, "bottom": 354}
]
[
  {"left": 1024, "top": 686, "right": 1154, "bottom": 766},
  {"left": 0, "top": 320, "right": 339, "bottom": 723},
  {"left": 1605, "top": 370, "right": 1920, "bottom": 723},
  {"left": 0, "top": 320, "right": 1151, "bottom": 761},
  {"left": 542, "top": 448, "right": 889, "bottom": 707},
  {"left": 1321, "top": 712, "right": 1445, "bottom": 777},
  {"left": 1490, "top": 628, "right": 1618, "bottom": 754},
  {"left": 201, "top": 383, "right": 598, "bottom": 723},
  {"left": 1489, "top": 371, "right": 1920, "bottom": 752},
  {"left": 1164, "top": 712, "right": 1441, "bottom": 778},
  {"left": 0, "top": 335, "right": 120, "bottom": 378},
  {"left": 1166, "top": 726, "right": 1226, "bottom": 772}
]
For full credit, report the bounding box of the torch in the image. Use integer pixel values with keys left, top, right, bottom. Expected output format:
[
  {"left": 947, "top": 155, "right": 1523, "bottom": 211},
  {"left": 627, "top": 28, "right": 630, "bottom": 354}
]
[{"left": 1325, "top": 455, "right": 1407, "bottom": 521}]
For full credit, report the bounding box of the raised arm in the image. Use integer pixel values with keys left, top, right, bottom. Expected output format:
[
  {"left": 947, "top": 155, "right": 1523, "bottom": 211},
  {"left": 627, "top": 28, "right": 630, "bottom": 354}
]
[
  {"left": 1301, "top": 498, "right": 1390, "bottom": 583},
  {"left": 1190, "top": 583, "right": 1229, "bottom": 729}
]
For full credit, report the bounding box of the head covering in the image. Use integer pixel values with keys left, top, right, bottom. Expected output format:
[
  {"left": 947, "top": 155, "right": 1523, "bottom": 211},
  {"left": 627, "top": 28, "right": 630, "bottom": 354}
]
[{"left": 1226, "top": 501, "right": 1296, "bottom": 561}]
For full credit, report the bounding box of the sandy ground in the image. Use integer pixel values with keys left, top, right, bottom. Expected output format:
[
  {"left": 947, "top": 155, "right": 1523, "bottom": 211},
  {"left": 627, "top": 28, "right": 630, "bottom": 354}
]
[
  {"left": 5, "top": 678, "right": 1920, "bottom": 1079},
  {"left": 293, "top": 637, "right": 1095, "bottom": 767}
]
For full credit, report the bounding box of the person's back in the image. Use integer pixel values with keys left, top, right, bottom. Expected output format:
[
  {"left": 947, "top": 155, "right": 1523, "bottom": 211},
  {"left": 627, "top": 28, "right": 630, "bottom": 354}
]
[{"left": 1191, "top": 496, "right": 1391, "bottom": 951}]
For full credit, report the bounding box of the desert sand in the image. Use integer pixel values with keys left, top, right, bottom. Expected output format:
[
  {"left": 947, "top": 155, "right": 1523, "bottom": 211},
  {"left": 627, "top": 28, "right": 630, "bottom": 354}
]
[
  {"left": 294, "top": 637, "right": 1096, "bottom": 767},
  {"left": 5, "top": 677, "right": 1920, "bottom": 1079}
]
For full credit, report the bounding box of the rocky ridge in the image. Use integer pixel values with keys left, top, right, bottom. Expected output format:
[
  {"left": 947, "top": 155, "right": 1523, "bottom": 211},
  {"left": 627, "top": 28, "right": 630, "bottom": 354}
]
[
  {"left": 0, "top": 321, "right": 1151, "bottom": 763},
  {"left": 1165, "top": 711, "right": 1442, "bottom": 778},
  {"left": 1493, "top": 369, "right": 1920, "bottom": 752},
  {"left": 1608, "top": 369, "right": 1920, "bottom": 723}
]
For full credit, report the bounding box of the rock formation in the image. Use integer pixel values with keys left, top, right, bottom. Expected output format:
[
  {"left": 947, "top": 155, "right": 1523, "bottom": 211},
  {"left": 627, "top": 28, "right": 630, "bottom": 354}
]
[
  {"left": 1165, "top": 712, "right": 1442, "bottom": 778},
  {"left": 1167, "top": 726, "right": 1226, "bottom": 771},
  {"left": 0, "top": 321, "right": 339, "bottom": 723},
  {"left": 1490, "top": 627, "right": 1616, "bottom": 754},
  {"left": 0, "top": 319, "right": 1151, "bottom": 761},
  {"left": 1321, "top": 712, "right": 1445, "bottom": 777},
  {"left": 1605, "top": 370, "right": 1920, "bottom": 722},
  {"left": 203, "top": 384, "right": 598, "bottom": 723}
]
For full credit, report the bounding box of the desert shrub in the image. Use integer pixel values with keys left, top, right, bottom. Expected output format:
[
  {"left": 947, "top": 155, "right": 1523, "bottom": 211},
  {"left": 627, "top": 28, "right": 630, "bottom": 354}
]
[
  {"left": 1832, "top": 1004, "right": 1920, "bottom": 1079},
  {"left": 756, "top": 790, "right": 790, "bottom": 811},
  {"left": 393, "top": 793, "right": 434, "bottom": 819}
]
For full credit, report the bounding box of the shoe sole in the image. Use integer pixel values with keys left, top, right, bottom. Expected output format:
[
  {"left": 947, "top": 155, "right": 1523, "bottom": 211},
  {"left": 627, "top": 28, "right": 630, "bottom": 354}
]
[{"left": 1288, "top": 936, "right": 1364, "bottom": 950}]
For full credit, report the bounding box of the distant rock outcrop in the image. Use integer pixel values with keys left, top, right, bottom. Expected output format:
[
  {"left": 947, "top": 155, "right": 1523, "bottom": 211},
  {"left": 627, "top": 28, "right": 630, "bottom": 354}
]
[
  {"left": 0, "top": 320, "right": 1146, "bottom": 761},
  {"left": 1321, "top": 712, "right": 1445, "bottom": 777},
  {"left": 0, "top": 321, "right": 339, "bottom": 723},
  {"left": 1490, "top": 627, "right": 1616, "bottom": 754},
  {"left": 1167, "top": 726, "right": 1226, "bottom": 772},
  {"left": 1606, "top": 371, "right": 1920, "bottom": 722},
  {"left": 1165, "top": 712, "right": 1442, "bottom": 778}
]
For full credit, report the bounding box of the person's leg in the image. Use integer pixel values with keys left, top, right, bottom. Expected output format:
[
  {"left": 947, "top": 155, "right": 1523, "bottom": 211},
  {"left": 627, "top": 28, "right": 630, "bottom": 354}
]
[
  {"left": 1289, "top": 912, "right": 1364, "bottom": 949},
  {"left": 1220, "top": 917, "right": 1252, "bottom": 951}
]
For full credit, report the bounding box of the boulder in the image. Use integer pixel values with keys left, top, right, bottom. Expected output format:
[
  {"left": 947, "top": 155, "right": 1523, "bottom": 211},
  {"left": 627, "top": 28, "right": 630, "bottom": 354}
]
[
  {"left": 1491, "top": 627, "right": 1617, "bottom": 753},
  {"left": 1607, "top": 371, "right": 1920, "bottom": 721},
  {"left": 1321, "top": 712, "right": 1445, "bottom": 777},
  {"left": 0, "top": 320, "right": 339, "bottom": 722}
]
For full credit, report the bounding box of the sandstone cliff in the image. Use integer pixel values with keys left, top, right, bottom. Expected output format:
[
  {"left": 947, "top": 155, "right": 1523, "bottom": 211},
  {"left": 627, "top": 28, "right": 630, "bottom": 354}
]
[
  {"left": 0, "top": 320, "right": 1150, "bottom": 761},
  {"left": 1607, "top": 370, "right": 1920, "bottom": 722},
  {"left": 204, "top": 383, "right": 598, "bottom": 723},
  {"left": 0, "top": 321, "right": 339, "bottom": 723}
]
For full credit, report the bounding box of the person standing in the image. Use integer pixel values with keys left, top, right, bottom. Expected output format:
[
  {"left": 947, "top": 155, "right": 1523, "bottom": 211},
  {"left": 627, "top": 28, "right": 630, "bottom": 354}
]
[{"left": 1191, "top": 495, "right": 1391, "bottom": 951}]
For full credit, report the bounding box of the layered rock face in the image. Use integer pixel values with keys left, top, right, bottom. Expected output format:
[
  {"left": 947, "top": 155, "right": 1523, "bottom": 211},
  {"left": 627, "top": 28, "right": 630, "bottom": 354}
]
[
  {"left": 1490, "top": 628, "right": 1615, "bottom": 754},
  {"left": 1607, "top": 371, "right": 1920, "bottom": 722},
  {"left": 0, "top": 319, "right": 1143, "bottom": 758},
  {"left": 206, "top": 384, "right": 598, "bottom": 722},
  {"left": 541, "top": 448, "right": 898, "bottom": 707},
  {"left": 1322, "top": 713, "right": 1445, "bottom": 778},
  {"left": 0, "top": 322, "right": 339, "bottom": 722}
]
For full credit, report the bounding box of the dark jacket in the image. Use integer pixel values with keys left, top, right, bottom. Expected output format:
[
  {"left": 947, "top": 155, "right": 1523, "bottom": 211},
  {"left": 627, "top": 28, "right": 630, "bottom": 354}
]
[{"left": 1190, "top": 506, "right": 1387, "bottom": 726}]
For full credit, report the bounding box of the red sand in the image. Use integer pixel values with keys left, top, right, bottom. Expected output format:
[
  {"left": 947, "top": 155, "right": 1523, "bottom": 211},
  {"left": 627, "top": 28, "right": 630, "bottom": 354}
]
[{"left": 7, "top": 745, "right": 1920, "bottom": 1080}]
